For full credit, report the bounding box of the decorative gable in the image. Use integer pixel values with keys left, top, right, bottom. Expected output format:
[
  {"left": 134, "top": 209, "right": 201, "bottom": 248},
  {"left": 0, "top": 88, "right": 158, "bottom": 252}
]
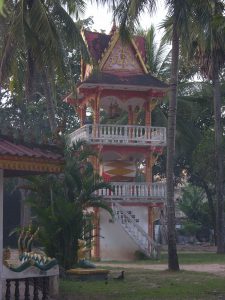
[{"left": 102, "top": 39, "right": 145, "bottom": 74}]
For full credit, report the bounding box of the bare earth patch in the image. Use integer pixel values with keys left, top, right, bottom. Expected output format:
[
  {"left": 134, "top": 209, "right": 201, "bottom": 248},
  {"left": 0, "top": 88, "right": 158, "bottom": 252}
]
[{"left": 95, "top": 262, "right": 225, "bottom": 276}]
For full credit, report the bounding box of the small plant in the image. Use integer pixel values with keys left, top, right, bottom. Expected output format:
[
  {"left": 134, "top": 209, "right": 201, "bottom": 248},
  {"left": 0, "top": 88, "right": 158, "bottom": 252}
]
[{"left": 134, "top": 250, "right": 149, "bottom": 260}]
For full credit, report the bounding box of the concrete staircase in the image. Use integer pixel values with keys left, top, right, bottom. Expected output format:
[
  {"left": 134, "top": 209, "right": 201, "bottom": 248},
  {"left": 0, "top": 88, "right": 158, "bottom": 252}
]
[{"left": 111, "top": 201, "right": 160, "bottom": 258}]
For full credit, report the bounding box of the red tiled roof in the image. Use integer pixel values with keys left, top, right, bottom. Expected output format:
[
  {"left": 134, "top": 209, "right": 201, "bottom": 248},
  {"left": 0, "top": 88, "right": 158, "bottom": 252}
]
[
  {"left": 0, "top": 137, "right": 63, "bottom": 160},
  {"left": 79, "top": 72, "right": 168, "bottom": 89},
  {"left": 84, "top": 31, "right": 111, "bottom": 62},
  {"left": 83, "top": 30, "right": 146, "bottom": 63}
]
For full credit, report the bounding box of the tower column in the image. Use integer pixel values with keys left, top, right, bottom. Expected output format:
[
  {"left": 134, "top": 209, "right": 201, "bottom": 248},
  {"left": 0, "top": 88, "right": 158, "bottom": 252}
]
[
  {"left": 79, "top": 105, "right": 86, "bottom": 127},
  {"left": 93, "top": 90, "right": 101, "bottom": 125},
  {"left": 128, "top": 105, "right": 133, "bottom": 125},
  {"left": 145, "top": 101, "right": 151, "bottom": 126},
  {"left": 145, "top": 153, "right": 153, "bottom": 183}
]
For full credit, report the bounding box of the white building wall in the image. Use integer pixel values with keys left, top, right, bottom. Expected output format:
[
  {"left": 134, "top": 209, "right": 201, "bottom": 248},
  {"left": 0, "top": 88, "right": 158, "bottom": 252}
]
[{"left": 99, "top": 205, "right": 148, "bottom": 261}]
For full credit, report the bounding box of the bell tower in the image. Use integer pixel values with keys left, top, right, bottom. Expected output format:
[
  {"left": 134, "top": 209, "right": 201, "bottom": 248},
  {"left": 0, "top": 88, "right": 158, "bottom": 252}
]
[{"left": 65, "top": 27, "right": 168, "bottom": 260}]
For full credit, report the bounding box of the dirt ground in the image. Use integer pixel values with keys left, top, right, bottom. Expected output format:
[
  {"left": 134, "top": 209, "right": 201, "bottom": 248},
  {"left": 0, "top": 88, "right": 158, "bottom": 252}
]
[
  {"left": 96, "top": 244, "right": 225, "bottom": 277},
  {"left": 95, "top": 262, "right": 225, "bottom": 276}
]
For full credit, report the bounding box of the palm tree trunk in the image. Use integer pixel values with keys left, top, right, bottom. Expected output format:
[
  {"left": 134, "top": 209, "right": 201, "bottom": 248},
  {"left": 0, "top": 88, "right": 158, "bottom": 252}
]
[
  {"left": 42, "top": 70, "right": 57, "bottom": 134},
  {"left": 166, "top": 17, "right": 180, "bottom": 271},
  {"left": 212, "top": 54, "right": 225, "bottom": 253},
  {"left": 25, "top": 49, "right": 34, "bottom": 104},
  {"left": 201, "top": 180, "right": 216, "bottom": 244}
]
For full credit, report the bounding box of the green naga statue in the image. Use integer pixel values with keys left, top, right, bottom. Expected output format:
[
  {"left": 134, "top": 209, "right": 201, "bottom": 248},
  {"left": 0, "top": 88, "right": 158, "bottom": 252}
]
[{"left": 5, "top": 226, "right": 58, "bottom": 272}]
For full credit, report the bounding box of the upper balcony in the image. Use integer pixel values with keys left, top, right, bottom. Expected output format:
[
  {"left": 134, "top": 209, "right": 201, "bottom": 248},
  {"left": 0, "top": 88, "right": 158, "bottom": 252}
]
[
  {"left": 69, "top": 124, "right": 166, "bottom": 147},
  {"left": 96, "top": 182, "right": 166, "bottom": 203}
]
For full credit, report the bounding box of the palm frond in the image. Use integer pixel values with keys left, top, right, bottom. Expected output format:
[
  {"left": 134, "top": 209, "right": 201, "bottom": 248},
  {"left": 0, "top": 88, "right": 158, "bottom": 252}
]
[
  {"left": 28, "top": 0, "right": 66, "bottom": 76},
  {"left": 52, "top": 2, "right": 89, "bottom": 63},
  {"left": 0, "top": 2, "right": 24, "bottom": 82}
]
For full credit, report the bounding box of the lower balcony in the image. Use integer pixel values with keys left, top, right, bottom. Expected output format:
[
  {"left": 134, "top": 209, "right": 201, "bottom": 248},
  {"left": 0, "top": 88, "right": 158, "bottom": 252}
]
[
  {"left": 69, "top": 124, "right": 166, "bottom": 147},
  {"left": 96, "top": 182, "right": 166, "bottom": 203}
]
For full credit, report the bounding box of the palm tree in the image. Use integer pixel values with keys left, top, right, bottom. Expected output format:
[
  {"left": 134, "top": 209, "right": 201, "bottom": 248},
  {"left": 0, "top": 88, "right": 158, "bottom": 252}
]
[
  {"left": 0, "top": 0, "right": 87, "bottom": 133},
  {"left": 142, "top": 25, "right": 171, "bottom": 80},
  {"left": 24, "top": 141, "right": 111, "bottom": 269},
  {"left": 163, "top": 0, "right": 194, "bottom": 271},
  {"left": 186, "top": 0, "right": 225, "bottom": 253}
]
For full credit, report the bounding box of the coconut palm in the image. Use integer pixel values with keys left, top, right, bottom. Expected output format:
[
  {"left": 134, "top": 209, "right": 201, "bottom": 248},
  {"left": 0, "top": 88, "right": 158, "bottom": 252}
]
[
  {"left": 140, "top": 25, "right": 171, "bottom": 80},
  {"left": 0, "top": 0, "right": 88, "bottom": 133},
  {"left": 187, "top": 0, "right": 225, "bottom": 253}
]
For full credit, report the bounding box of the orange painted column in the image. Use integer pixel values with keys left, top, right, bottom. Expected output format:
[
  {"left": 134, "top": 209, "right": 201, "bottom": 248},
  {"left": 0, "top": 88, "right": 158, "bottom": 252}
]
[
  {"left": 133, "top": 105, "right": 140, "bottom": 125},
  {"left": 89, "top": 155, "right": 100, "bottom": 175},
  {"left": 145, "top": 101, "right": 151, "bottom": 126},
  {"left": 145, "top": 153, "right": 153, "bottom": 183},
  {"left": 94, "top": 90, "right": 101, "bottom": 124},
  {"left": 93, "top": 90, "right": 101, "bottom": 139},
  {"left": 128, "top": 105, "right": 133, "bottom": 125},
  {"left": 80, "top": 105, "right": 86, "bottom": 127}
]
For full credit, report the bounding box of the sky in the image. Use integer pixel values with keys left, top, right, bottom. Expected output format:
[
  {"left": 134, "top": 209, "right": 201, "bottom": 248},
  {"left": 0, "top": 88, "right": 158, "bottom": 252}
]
[{"left": 84, "top": 1, "right": 167, "bottom": 35}]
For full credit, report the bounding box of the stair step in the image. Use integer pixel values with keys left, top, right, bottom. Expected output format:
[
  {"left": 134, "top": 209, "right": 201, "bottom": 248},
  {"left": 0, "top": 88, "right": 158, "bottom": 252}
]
[{"left": 111, "top": 201, "right": 160, "bottom": 258}]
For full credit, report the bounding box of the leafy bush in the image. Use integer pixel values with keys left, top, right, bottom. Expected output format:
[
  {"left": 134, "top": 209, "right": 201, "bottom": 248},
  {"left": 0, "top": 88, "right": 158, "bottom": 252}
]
[{"left": 24, "top": 141, "right": 111, "bottom": 269}]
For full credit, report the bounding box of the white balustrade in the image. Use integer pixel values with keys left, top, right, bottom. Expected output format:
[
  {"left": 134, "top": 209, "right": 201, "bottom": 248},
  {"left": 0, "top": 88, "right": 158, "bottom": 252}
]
[
  {"left": 69, "top": 124, "right": 166, "bottom": 146},
  {"left": 97, "top": 182, "right": 166, "bottom": 202}
]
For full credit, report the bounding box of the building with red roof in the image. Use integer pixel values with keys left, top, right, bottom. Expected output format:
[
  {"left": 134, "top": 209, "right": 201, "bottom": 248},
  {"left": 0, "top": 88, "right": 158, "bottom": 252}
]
[{"left": 66, "top": 26, "right": 168, "bottom": 260}]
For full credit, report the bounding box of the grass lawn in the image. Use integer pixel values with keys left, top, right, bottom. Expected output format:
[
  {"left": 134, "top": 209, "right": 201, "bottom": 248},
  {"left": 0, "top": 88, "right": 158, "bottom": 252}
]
[
  {"left": 60, "top": 268, "right": 225, "bottom": 300},
  {"left": 99, "top": 252, "right": 225, "bottom": 265}
]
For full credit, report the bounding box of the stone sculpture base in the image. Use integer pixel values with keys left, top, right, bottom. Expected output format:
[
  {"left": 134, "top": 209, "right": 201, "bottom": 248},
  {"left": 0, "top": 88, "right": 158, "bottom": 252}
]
[{"left": 66, "top": 268, "right": 109, "bottom": 281}]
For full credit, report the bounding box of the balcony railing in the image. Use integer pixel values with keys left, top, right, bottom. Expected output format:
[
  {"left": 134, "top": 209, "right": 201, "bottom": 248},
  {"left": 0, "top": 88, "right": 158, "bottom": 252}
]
[
  {"left": 96, "top": 182, "right": 166, "bottom": 202},
  {"left": 69, "top": 124, "right": 166, "bottom": 147}
]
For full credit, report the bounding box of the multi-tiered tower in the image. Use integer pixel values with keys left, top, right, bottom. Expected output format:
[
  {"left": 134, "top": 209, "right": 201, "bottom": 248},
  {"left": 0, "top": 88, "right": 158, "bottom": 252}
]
[{"left": 65, "top": 27, "right": 168, "bottom": 260}]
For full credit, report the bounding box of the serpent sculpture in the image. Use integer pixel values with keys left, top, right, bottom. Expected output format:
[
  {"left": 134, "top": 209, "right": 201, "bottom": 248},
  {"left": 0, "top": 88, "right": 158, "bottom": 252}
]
[{"left": 4, "top": 226, "right": 57, "bottom": 272}]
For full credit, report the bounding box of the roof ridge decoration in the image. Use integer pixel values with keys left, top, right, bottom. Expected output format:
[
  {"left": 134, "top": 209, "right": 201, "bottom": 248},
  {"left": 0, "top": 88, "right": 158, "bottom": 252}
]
[{"left": 98, "top": 30, "right": 148, "bottom": 74}]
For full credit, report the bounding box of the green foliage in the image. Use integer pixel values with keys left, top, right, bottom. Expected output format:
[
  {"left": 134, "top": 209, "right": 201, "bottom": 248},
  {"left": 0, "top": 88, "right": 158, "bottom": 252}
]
[
  {"left": 178, "top": 221, "right": 201, "bottom": 237},
  {"left": 145, "top": 25, "right": 171, "bottom": 81},
  {"left": 0, "top": 0, "right": 4, "bottom": 15},
  {"left": 192, "top": 130, "right": 216, "bottom": 183},
  {"left": 178, "top": 184, "right": 212, "bottom": 240},
  {"left": 25, "top": 141, "right": 111, "bottom": 269},
  {"left": 134, "top": 250, "right": 149, "bottom": 261},
  {"left": 0, "top": 0, "right": 92, "bottom": 134}
]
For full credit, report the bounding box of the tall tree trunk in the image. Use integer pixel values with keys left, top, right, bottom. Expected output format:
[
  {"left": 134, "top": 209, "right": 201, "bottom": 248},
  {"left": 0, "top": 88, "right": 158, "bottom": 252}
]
[
  {"left": 42, "top": 70, "right": 57, "bottom": 134},
  {"left": 25, "top": 49, "right": 35, "bottom": 104},
  {"left": 18, "top": 178, "right": 31, "bottom": 227},
  {"left": 212, "top": 54, "right": 225, "bottom": 253},
  {"left": 166, "top": 17, "right": 180, "bottom": 271},
  {"left": 202, "top": 179, "right": 216, "bottom": 243}
]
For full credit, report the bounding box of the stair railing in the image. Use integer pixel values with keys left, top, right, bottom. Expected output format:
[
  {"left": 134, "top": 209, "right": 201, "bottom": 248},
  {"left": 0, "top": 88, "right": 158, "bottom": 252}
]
[{"left": 111, "top": 201, "right": 160, "bottom": 258}]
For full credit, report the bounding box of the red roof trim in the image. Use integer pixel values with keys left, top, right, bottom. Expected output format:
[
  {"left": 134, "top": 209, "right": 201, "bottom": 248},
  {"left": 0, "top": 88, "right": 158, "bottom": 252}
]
[{"left": 0, "top": 137, "right": 63, "bottom": 161}]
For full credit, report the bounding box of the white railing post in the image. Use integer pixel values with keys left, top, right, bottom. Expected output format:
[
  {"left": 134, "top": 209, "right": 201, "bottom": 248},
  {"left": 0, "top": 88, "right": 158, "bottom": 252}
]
[
  {"left": 69, "top": 124, "right": 166, "bottom": 146},
  {"left": 98, "top": 182, "right": 166, "bottom": 201}
]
